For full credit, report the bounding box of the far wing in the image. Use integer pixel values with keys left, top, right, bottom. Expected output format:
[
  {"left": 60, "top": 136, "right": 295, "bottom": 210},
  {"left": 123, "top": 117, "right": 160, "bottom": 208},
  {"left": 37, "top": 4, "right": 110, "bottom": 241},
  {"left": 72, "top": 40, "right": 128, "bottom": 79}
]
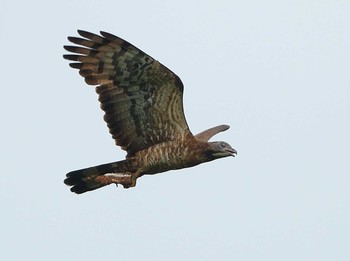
[{"left": 194, "top": 125, "right": 230, "bottom": 142}]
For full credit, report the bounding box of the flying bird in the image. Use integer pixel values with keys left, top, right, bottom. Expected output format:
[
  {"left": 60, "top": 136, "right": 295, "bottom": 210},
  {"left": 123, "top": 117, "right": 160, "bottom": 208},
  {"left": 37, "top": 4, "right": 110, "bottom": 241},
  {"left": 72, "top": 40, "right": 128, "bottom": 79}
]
[{"left": 63, "top": 30, "right": 237, "bottom": 194}]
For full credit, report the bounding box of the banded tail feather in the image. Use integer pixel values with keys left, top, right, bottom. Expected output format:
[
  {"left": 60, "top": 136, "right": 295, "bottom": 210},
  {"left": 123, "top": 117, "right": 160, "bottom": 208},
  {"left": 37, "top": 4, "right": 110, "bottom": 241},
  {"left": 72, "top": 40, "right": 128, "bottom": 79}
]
[{"left": 64, "top": 160, "right": 134, "bottom": 194}]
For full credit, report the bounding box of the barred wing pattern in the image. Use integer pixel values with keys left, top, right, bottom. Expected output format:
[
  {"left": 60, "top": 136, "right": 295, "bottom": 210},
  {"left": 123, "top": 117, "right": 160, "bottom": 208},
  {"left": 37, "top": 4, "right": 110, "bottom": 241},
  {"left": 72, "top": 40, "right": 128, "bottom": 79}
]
[{"left": 64, "top": 30, "right": 191, "bottom": 157}]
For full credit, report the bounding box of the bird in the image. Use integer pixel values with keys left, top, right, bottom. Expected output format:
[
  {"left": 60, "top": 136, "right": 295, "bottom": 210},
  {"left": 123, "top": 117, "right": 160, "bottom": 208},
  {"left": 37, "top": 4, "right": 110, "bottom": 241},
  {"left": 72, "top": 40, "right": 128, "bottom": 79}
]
[{"left": 63, "top": 30, "right": 237, "bottom": 194}]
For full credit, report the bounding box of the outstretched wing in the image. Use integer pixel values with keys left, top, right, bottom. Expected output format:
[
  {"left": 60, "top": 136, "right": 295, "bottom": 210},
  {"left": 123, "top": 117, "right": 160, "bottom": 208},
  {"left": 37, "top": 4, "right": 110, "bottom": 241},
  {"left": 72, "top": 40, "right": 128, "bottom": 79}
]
[{"left": 64, "top": 30, "right": 192, "bottom": 157}]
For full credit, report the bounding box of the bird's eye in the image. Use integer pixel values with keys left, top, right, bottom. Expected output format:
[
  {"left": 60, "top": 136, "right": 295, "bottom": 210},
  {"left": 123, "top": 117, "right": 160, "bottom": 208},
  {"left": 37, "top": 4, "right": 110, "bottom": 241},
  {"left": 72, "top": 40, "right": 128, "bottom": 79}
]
[{"left": 221, "top": 142, "right": 226, "bottom": 148}]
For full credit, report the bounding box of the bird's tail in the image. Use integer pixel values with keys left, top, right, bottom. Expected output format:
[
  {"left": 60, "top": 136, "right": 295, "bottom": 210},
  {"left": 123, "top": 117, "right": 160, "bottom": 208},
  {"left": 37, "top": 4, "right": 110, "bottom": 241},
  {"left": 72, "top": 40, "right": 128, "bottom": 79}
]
[{"left": 64, "top": 160, "right": 135, "bottom": 194}]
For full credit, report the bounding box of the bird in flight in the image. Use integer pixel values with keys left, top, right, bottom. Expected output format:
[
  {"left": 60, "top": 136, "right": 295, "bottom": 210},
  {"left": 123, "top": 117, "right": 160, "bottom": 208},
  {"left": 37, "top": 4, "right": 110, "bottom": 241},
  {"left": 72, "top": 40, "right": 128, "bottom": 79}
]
[{"left": 63, "top": 30, "right": 237, "bottom": 194}]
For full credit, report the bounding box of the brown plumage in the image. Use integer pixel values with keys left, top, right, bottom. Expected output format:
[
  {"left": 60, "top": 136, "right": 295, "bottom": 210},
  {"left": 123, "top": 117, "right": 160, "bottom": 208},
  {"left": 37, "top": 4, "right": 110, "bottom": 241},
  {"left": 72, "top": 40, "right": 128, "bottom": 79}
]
[{"left": 63, "top": 30, "right": 237, "bottom": 194}]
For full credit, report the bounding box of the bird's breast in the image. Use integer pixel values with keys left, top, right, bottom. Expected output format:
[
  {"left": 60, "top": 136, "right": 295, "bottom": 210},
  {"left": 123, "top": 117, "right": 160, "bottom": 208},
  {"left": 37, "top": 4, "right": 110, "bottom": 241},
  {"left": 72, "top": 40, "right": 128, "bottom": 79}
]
[{"left": 135, "top": 140, "right": 207, "bottom": 175}]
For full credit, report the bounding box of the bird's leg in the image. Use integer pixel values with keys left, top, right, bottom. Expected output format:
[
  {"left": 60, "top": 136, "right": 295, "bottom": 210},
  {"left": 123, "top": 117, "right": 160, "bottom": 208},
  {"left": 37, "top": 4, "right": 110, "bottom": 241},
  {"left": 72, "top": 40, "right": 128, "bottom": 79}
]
[
  {"left": 95, "top": 173, "right": 134, "bottom": 188},
  {"left": 121, "top": 173, "right": 138, "bottom": 188}
]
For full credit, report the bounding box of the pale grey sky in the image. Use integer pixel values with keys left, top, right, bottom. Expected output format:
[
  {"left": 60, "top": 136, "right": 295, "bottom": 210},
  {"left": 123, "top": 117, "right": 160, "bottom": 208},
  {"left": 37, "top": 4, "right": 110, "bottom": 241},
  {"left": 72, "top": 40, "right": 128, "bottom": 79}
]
[{"left": 1, "top": 0, "right": 350, "bottom": 260}]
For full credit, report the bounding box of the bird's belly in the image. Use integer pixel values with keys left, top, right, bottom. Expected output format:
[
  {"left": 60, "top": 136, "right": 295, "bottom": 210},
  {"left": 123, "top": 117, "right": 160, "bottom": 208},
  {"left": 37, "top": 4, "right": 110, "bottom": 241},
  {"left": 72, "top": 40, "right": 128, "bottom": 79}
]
[{"left": 136, "top": 142, "right": 203, "bottom": 175}]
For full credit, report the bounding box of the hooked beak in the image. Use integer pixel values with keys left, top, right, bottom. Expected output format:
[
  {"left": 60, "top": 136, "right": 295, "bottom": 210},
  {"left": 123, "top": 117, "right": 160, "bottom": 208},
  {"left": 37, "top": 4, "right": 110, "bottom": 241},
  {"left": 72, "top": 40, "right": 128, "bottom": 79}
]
[{"left": 226, "top": 148, "right": 237, "bottom": 157}]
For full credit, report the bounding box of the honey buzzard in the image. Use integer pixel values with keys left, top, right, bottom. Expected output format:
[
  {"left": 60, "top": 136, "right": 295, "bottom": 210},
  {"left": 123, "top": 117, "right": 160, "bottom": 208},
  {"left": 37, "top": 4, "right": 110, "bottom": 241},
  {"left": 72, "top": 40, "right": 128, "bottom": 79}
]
[{"left": 63, "top": 30, "right": 237, "bottom": 194}]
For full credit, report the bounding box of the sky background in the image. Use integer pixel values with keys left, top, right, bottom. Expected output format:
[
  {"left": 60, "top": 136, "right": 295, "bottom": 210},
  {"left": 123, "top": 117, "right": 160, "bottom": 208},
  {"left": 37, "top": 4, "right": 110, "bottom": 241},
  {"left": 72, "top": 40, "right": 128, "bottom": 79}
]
[{"left": 1, "top": 0, "right": 350, "bottom": 260}]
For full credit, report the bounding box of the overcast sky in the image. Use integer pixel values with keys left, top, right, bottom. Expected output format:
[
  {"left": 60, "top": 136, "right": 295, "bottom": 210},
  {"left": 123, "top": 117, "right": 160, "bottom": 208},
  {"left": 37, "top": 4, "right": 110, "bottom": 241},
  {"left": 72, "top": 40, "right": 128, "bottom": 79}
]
[{"left": 1, "top": 0, "right": 350, "bottom": 260}]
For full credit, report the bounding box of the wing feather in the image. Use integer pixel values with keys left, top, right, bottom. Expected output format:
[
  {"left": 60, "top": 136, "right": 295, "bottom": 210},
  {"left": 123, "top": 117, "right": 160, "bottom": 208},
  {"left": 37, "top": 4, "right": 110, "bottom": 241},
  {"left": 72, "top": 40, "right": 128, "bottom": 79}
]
[{"left": 64, "top": 30, "right": 191, "bottom": 157}]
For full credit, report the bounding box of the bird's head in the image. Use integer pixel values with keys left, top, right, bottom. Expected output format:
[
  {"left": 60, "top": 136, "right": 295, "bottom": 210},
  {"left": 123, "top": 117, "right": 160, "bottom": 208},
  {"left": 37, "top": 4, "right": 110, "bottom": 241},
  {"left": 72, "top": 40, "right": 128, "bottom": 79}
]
[{"left": 205, "top": 141, "right": 237, "bottom": 160}]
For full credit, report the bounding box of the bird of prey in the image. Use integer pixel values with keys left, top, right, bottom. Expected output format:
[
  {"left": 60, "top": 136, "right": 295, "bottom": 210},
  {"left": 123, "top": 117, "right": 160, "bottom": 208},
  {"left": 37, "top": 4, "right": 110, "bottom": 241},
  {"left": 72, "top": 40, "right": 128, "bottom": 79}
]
[{"left": 63, "top": 30, "right": 237, "bottom": 194}]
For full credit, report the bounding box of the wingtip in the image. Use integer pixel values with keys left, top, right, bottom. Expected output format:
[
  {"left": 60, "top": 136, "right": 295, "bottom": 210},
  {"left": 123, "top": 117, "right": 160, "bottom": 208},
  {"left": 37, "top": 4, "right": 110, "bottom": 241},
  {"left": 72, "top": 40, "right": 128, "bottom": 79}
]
[
  {"left": 62, "top": 54, "right": 70, "bottom": 60},
  {"left": 63, "top": 45, "right": 73, "bottom": 52},
  {"left": 77, "top": 29, "right": 87, "bottom": 36},
  {"left": 100, "top": 30, "right": 117, "bottom": 39},
  {"left": 222, "top": 124, "right": 230, "bottom": 130}
]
